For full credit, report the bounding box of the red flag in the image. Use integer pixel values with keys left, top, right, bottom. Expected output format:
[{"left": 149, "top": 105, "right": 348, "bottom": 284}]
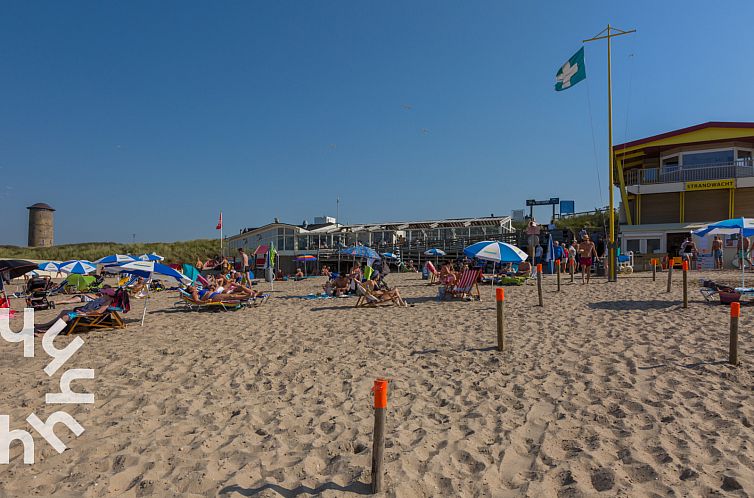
[{"left": 216, "top": 212, "right": 223, "bottom": 230}]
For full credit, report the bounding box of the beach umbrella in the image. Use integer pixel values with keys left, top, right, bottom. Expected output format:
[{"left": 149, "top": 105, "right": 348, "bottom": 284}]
[
  {"left": 0, "top": 260, "right": 38, "bottom": 280},
  {"left": 424, "top": 248, "right": 445, "bottom": 265},
  {"left": 57, "top": 260, "right": 96, "bottom": 275},
  {"left": 693, "top": 217, "right": 754, "bottom": 286},
  {"left": 545, "top": 233, "right": 555, "bottom": 274},
  {"left": 464, "top": 241, "right": 528, "bottom": 263},
  {"left": 340, "top": 245, "right": 380, "bottom": 260},
  {"left": 381, "top": 252, "right": 399, "bottom": 259},
  {"left": 294, "top": 255, "right": 317, "bottom": 262},
  {"left": 138, "top": 253, "right": 164, "bottom": 261},
  {"left": 110, "top": 260, "right": 192, "bottom": 326},
  {"left": 94, "top": 254, "right": 136, "bottom": 265},
  {"left": 37, "top": 261, "right": 60, "bottom": 272},
  {"left": 464, "top": 241, "right": 528, "bottom": 293}
]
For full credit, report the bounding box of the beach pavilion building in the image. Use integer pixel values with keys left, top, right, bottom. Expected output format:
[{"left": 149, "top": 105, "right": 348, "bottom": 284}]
[
  {"left": 225, "top": 215, "right": 514, "bottom": 274},
  {"left": 614, "top": 122, "right": 754, "bottom": 267}
]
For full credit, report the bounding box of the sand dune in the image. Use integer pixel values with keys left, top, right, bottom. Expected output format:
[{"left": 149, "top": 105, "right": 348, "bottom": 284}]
[{"left": 0, "top": 270, "right": 752, "bottom": 496}]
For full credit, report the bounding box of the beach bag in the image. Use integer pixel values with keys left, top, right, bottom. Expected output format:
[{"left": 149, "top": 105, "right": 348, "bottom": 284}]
[{"left": 719, "top": 291, "right": 741, "bottom": 305}]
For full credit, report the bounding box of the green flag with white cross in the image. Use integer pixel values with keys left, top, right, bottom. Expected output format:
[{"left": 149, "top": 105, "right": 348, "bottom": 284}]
[{"left": 555, "top": 47, "right": 586, "bottom": 91}]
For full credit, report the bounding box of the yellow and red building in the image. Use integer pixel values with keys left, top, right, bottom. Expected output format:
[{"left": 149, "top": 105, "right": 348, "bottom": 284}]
[{"left": 614, "top": 122, "right": 754, "bottom": 261}]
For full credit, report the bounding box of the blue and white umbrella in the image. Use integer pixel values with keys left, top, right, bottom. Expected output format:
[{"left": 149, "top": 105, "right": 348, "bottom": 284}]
[
  {"left": 110, "top": 260, "right": 191, "bottom": 326},
  {"left": 463, "top": 241, "right": 528, "bottom": 263},
  {"left": 138, "top": 253, "right": 165, "bottom": 261},
  {"left": 693, "top": 217, "right": 754, "bottom": 286},
  {"left": 112, "top": 260, "right": 191, "bottom": 285},
  {"left": 340, "top": 245, "right": 380, "bottom": 260},
  {"left": 94, "top": 254, "right": 137, "bottom": 265},
  {"left": 37, "top": 262, "right": 60, "bottom": 272},
  {"left": 381, "top": 252, "right": 399, "bottom": 259},
  {"left": 57, "top": 260, "right": 96, "bottom": 275},
  {"left": 423, "top": 248, "right": 446, "bottom": 256}
]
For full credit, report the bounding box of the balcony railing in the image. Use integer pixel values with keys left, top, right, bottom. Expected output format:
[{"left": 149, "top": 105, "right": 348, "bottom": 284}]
[{"left": 625, "top": 159, "right": 754, "bottom": 185}]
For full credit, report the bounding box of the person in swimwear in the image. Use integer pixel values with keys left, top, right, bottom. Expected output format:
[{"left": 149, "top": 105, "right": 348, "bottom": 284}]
[{"left": 577, "top": 234, "right": 598, "bottom": 284}]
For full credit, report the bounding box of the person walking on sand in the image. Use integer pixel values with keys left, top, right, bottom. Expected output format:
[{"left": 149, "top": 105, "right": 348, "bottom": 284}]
[
  {"left": 712, "top": 235, "right": 723, "bottom": 270},
  {"left": 578, "top": 234, "right": 598, "bottom": 284},
  {"left": 238, "top": 247, "right": 250, "bottom": 284}
]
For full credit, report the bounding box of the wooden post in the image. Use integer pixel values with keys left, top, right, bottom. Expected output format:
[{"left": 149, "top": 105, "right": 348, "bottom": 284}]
[
  {"left": 652, "top": 258, "right": 657, "bottom": 282},
  {"left": 555, "top": 259, "right": 561, "bottom": 292},
  {"left": 682, "top": 261, "right": 688, "bottom": 308},
  {"left": 371, "top": 379, "right": 388, "bottom": 494},
  {"left": 569, "top": 260, "right": 574, "bottom": 283},
  {"left": 496, "top": 288, "right": 505, "bottom": 351},
  {"left": 666, "top": 263, "right": 673, "bottom": 293},
  {"left": 730, "top": 302, "right": 740, "bottom": 365},
  {"left": 536, "top": 264, "right": 543, "bottom": 307}
]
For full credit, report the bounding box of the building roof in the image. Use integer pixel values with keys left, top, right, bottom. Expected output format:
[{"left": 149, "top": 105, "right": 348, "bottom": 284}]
[
  {"left": 614, "top": 122, "right": 754, "bottom": 150},
  {"left": 26, "top": 202, "right": 55, "bottom": 211},
  {"left": 227, "top": 215, "right": 514, "bottom": 241}
]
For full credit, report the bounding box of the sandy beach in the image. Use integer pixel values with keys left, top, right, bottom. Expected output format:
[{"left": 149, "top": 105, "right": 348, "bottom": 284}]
[{"left": 1, "top": 270, "right": 753, "bottom": 497}]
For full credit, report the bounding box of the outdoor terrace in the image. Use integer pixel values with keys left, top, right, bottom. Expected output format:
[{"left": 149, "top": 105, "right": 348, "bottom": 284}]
[{"left": 624, "top": 159, "right": 754, "bottom": 185}]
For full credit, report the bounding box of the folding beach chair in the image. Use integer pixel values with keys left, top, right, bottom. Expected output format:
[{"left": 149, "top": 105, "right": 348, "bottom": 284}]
[
  {"left": 444, "top": 268, "right": 482, "bottom": 300},
  {"left": 354, "top": 282, "right": 406, "bottom": 307},
  {"left": 64, "top": 288, "right": 130, "bottom": 335}
]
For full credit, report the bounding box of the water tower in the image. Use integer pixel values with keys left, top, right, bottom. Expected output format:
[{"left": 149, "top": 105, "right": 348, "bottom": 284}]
[{"left": 27, "top": 203, "right": 55, "bottom": 247}]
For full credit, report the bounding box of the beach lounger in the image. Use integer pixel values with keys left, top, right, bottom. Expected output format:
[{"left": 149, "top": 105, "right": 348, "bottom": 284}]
[
  {"left": 64, "top": 306, "right": 127, "bottom": 335},
  {"left": 444, "top": 268, "right": 482, "bottom": 301},
  {"left": 64, "top": 288, "right": 130, "bottom": 335},
  {"left": 174, "top": 289, "right": 269, "bottom": 311}
]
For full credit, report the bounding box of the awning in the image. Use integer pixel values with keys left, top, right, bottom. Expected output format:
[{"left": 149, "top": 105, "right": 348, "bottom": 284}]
[{"left": 254, "top": 245, "right": 269, "bottom": 255}]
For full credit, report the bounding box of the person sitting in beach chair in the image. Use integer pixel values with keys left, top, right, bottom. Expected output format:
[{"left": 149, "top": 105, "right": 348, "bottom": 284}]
[
  {"left": 35, "top": 286, "right": 128, "bottom": 334},
  {"left": 515, "top": 261, "right": 532, "bottom": 277},
  {"left": 443, "top": 268, "right": 482, "bottom": 300},
  {"left": 355, "top": 281, "right": 407, "bottom": 307}
]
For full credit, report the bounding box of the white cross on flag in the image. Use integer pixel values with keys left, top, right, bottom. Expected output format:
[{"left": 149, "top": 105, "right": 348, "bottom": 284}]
[{"left": 555, "top": 47, "right": 586, "bottom": 91}]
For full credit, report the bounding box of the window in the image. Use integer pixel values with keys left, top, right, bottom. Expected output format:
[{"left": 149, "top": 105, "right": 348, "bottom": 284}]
[
  {"left": 646, "top": 238, "right": 661, "bottom": 254},
  {"left": 626, "top": 239, "right": 640, "bottom": 253},
  {"left": 682, "top": 149, "right": 734, "bottom": 168},
  {"left": 661, "top": 155, "right": 679, "bottom": 171}
]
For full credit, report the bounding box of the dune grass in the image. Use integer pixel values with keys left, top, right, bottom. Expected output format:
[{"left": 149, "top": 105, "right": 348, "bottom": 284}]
[{"left": 0, "top": 239, "right": 222, "bottom": 264}]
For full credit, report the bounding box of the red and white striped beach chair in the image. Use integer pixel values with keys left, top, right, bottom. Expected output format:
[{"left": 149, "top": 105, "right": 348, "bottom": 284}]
[{"left": 444, "top": 268, "right": 481, "bottom": 300}]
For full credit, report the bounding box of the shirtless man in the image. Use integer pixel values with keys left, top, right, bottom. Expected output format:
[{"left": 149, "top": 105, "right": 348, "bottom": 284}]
[
  {"left": 578, "top": 234, "right": 598, "bottom": 284},
  {"left": 238, "top": 247, "right": 250, "bottom": 284},
  {"left": 712, "top": 235, "right": 723, "bottom": 270}
]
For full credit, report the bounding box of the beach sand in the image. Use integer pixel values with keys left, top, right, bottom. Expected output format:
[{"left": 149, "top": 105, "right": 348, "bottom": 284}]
[{"left": 1, "top": 270, "right": 753, "bottom": 496}]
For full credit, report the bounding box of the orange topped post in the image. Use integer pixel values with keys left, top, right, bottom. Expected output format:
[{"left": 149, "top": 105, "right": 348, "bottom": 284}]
[
  {"left": 496, "top": 288, "right": 505, "bottom": 351},
  {"left": 536, "top": 264, "right": 543, "bottom": 307},
  {"left": 371, "top": 379, "right": 388, "bottom": 493},
  {"left": 730, "top": 302, "right": 740, "bottom": 365},
  {"left": 682, "top": 261, "right": 688, "bottom": 308}
]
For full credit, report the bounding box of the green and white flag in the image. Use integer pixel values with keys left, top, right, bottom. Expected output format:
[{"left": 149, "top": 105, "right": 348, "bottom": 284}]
[{"left": 555, "top": 47, "right": 586, "bottom": 91}]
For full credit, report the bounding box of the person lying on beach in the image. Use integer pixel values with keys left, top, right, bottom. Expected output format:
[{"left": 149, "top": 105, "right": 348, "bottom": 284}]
[
  {"left": 186, "top": 284, "right": 243, "bottom": 303},
  {"left": 36, "top": 287, "right": 116, "bottom": 333},
  {"left": 222, "top": 282, "right": 262, "bottom": 299}
]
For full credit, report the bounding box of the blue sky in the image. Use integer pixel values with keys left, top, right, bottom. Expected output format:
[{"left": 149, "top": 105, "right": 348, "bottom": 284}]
[{"left": 1, "top": 1, "right": 752, "bottom": 245}]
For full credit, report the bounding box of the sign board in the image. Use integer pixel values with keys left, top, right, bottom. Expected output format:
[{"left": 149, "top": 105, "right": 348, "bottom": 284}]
[
  {"left": 526, "top": 198, "right": 560, "bottom": 206},
  {"left": 560, "top": 200, "right": 575, "bottom": 214},
  {"left": 685, "top": 179, "right": 734, "bottom": 191}
]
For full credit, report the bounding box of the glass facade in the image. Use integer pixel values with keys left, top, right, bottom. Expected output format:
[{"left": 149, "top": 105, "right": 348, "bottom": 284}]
[{"left": 682, "top": 149, "right": 734, "bottom": 168}]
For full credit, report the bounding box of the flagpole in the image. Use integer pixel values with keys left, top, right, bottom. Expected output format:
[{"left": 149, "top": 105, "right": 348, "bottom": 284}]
[
  {"left": 220, "top": 211, "right": 223, "bottom": 257},
  {"left": 583, "top": 25, "right": 635, "bottom": 283}
]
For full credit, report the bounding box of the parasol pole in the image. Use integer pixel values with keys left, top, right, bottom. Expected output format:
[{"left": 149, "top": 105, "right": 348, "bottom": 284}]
[{"left": 141, "top": 278, "right": 150, "bottom": 327}]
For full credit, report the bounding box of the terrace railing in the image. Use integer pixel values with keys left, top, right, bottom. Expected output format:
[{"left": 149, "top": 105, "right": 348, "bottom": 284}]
[{"left": 624, "top": 159, "right": 754, "bottom": 185}]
